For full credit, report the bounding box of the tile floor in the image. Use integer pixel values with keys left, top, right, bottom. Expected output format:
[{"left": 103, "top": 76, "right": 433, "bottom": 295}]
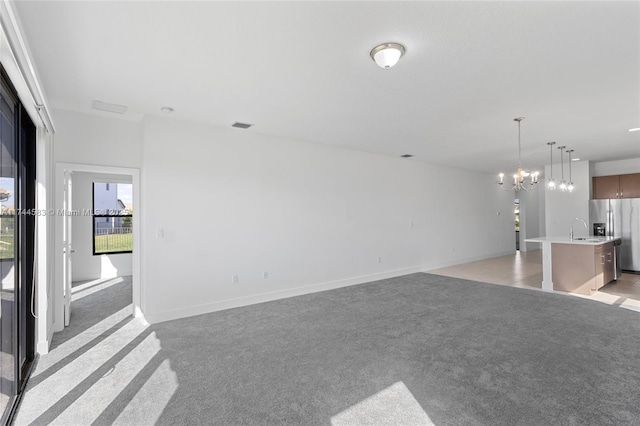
[{"left": 428, "top": 249, "right": 640, "bottom": 311}]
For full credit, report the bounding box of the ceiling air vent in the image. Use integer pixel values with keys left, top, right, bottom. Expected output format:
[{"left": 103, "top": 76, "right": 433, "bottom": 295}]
[
  {"left": 91, "top": 100, "right": 128, "bottom": 114},
  {"left": 401, "top": 154, "right": 414, "bottom": 158},
  {"left": 232, "top": 122, "right": 253, "bottom": 129}
]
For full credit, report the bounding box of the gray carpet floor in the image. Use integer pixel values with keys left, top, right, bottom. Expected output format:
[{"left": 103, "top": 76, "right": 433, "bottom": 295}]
[{"left": 15, "top": 273, "right": 640, "bottom": 425}]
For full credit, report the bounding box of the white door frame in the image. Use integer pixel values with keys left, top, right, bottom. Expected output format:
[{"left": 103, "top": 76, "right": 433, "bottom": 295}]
[
  {"left": 62, "top": 170, "right": 73, "bottom": 326},
  {"left": 54, "top": 162, "right": 142, "bottom": 333}
]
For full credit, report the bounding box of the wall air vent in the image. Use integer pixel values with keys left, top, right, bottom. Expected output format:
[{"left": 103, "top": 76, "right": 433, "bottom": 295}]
[
  {"left": 401, "top": 154, "right": 414, "bottom": 158},
  {"left": 232, "top": 122, "right": 253, "bottom": 129},
  {"left": 91, "top": 100, "right": 128, "bottom": 114}
]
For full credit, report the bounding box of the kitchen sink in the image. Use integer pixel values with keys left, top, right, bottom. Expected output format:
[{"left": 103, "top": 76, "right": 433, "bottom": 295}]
[{"left": 573, "top": 237, "right": 604, "bottom": 242}]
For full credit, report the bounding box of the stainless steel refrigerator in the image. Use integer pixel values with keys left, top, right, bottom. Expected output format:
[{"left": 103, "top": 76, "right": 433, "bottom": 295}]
[{"left": 589, "top": 199, "right": 640, "bottom": 274}]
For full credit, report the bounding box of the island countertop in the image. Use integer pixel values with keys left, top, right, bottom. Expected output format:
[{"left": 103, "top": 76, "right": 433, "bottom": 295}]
[
  {"left": 524, "top": 236, "right": 620, "bottom": 293},
  {"left": 525, "top": 236, "right": 621, "bottom": 246}
]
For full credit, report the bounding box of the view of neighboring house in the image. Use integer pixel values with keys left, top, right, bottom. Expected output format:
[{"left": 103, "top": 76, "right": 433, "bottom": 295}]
[
  {"left": 93, "top": 182, "right": 130, "bottom": 231},
  {"left": 92, "top": 182, "right": 133, "bottom": 254}
]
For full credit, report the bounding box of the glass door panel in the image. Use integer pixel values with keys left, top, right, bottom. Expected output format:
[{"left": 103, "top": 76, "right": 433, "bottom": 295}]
[
  {"left": 0, "top": 66, "right": 36, "bottom": 425},
  {"left": 0, "top": 77, "right": 17, "bottom": 421}
]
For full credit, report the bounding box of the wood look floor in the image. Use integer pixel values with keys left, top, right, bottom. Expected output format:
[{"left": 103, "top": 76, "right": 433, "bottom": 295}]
[{"left": 428, "top": 250, "right": 640, "bottom": 312}]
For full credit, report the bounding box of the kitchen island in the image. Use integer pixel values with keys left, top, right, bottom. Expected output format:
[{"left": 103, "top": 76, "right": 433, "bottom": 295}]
[{"left": 525, "top": 236, "right": 620, "bottom": 295}]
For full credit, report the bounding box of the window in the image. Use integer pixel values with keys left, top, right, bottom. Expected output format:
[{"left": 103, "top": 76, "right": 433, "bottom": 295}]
[{"left": 93, "top": 182, "right": 133, "bottom": 254}]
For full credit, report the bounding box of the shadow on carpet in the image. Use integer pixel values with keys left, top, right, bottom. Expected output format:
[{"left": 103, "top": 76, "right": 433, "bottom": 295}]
[
  {"left": 149, "top": 273, "right": 640, "bottom": 425},
  {"left": 19, "top": 273, "right": 640, "bottom": 425}
]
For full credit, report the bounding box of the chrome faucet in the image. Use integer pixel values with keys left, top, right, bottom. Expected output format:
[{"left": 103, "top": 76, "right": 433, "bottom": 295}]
[{"left": 570, "top": 217, "right": 587, "bottom": 241}]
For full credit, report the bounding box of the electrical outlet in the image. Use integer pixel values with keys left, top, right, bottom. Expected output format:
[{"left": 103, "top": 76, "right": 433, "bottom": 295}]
[
  {"left": 377, "top": 256, "right": 382, "bottom": 263},
  {"left": 232, "top": 274, "right": 238, "bottom": 283},
  {"left": 263, "top": 271, "right": 268, "bottom": 279}
]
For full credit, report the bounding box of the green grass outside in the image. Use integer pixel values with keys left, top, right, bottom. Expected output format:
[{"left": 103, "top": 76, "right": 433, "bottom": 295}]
[
  {"left": 94, "top": 233, "right": 133, "bottom": 254},
  {"left": 0, "top": 234, "right": 14, "bottom": 259},
  {"left": 2, "top": 232, "right": 133, "bottom": 257}
]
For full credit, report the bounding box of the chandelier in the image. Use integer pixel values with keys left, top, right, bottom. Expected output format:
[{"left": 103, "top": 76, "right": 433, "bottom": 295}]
[{"left": 497, "top": 117, "right": 539, "bottom": 191}]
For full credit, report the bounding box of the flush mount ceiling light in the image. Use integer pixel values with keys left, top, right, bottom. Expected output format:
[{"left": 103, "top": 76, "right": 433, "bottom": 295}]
[
  {"left": 497, "top": 117, "right": 539, "bottom": 192},
  {"left": 370, "top": 42, "right": 405, "bottom": 69}
]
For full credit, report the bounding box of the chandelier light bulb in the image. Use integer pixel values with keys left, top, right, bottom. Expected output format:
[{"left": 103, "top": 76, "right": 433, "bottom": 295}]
[
  {"left": 532, "top": 171, "right": 539, "bottom": 184},
  {"left": 548, "top": 180, "right": 556, "bottom": 190}
]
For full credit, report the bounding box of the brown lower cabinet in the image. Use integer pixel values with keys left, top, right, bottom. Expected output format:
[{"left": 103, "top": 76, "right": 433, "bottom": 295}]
[{"left": 552, "top": 242, "right": 615, "bottom": 295}]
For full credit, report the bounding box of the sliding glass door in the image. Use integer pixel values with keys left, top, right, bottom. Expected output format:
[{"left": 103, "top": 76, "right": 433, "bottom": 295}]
[
  {"left": 0, "top": 67, "right": 17, "bottom": 422},
  {"left": 0, "top": 68, "right": 36, "bottom": 424}
]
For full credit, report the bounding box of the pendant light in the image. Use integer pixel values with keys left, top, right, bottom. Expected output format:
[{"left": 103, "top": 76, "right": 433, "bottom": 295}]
[
  {"left": 566, "top": 149, "right": 575, "bottom": 192},
  {"left": 547, "top": 141, "right": 556, "bottom": 190},
  {"left": 558, "top": 146, "right": 567, "bottom": 191},
  {"left": 497, "top": 117, "right": 539, "bottom": 191}
]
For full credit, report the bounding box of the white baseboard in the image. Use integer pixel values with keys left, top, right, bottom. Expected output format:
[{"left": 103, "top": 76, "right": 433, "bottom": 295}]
[
  {"left": 73, "top": 270, "right": 133, "bottom": 282},
  {"left": 36, "top": 341, "right": 49, "bottom": 354},
  {"left": 36, "top": 327, "right": 55, "bottom": 355},
  {"left": 143, "top": 251, "right": 521, "bottom": 324},
  {"left": 421, "top": 250, "right": 516, "bottom": 272},
  {"left": 144, "top": 266, "right": 423, "bottom": 324},
  {"left": 134, "top": 306, "right": 150, "bottom": 327}
]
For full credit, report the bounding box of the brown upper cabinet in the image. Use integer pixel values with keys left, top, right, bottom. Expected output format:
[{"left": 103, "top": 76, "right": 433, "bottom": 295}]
[{"left": 592, "top": 173, "right": 640, "bottom": 199}]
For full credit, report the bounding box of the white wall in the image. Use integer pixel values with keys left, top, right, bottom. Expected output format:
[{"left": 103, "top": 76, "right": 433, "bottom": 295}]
[
  {"left": 544, "top": 160, "right": 591, "bottom": 238},
  {"left": 52, "top": 108, "right": 142, "bottom": 335},
  {"left": 538, "top": 181, "right": 546, "bottom": 237},
  {"left": 53, "top": 108, "right": 142, "bottom": 167},
  {"left": 593, "top": 158, "right": 640, "bottom": 176},
  {"left": 2, "top": 5, "right": 57, "bottom": 353},
  {"left": 71, "top": 172, "right": 132, "bottom": 281},
  {"left": 47, "top": 108, "right": 517, "bottom": 325},
  {"left": 141, "top": 116, "right": 515, "bottom": 323},
  {"left": 518, "top": 184, "right": 544, "bottom": 251}
]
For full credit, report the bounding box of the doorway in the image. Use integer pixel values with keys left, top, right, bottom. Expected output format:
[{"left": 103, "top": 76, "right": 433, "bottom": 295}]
[
  {"left": 54, "top": 164, "right": 141, "bottom": 337},
  {"left": 514, "top": 199, "right": 520, "bottom": 251}
]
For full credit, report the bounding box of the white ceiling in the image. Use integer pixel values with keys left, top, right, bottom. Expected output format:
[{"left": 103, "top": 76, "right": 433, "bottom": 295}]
[{"left": 13, "top": 1, "right": 640, "bottom": 173}]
